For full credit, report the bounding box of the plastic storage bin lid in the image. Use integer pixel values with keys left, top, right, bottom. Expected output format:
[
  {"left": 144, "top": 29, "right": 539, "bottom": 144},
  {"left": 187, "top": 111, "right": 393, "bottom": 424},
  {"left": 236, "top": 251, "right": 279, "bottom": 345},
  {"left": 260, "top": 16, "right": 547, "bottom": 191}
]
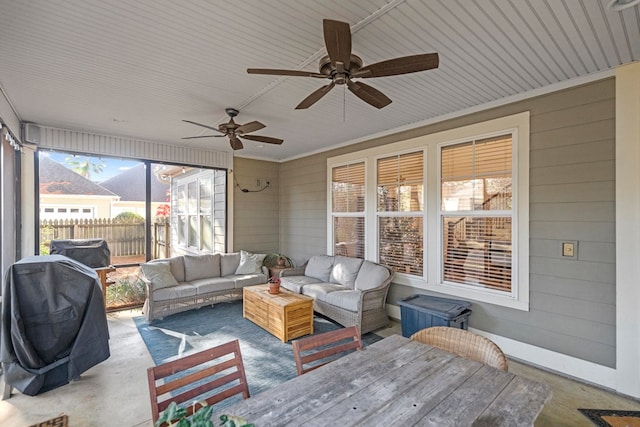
[{"left": 398, "top": 294, "right": 472, "bottom": 320}]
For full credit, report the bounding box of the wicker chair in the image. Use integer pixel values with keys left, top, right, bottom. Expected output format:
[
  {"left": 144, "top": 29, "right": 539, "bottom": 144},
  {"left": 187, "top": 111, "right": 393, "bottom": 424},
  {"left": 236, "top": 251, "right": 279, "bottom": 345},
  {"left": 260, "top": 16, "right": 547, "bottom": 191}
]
[{"left": 410, "top": 326, "right": 508, "bottom": 371}]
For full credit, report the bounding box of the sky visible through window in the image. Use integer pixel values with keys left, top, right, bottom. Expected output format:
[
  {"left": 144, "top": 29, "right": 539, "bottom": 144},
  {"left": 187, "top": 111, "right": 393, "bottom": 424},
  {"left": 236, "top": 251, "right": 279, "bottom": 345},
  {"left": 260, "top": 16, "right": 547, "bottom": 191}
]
[{"left": 40, "top": 151, "right": 141, "bottom": 183}]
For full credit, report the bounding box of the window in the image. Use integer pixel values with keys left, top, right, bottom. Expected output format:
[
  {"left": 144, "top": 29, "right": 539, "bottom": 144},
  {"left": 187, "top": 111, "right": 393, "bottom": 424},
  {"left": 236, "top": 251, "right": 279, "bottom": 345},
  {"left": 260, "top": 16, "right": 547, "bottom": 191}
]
[
  {"left": 327, "top": 112, "right": 529, "bottom": 310},
  {"left": 440, "top": 135, "right": 513, "bottom": 293},
  {"left": 377, "top": 151, "right": 425, "bottom": 276},
  {"left": 331, "top": 162, "right": 365, "bottom": 258},
  {"left": 172, "top": 169, "right": 226, "bottom": 253}
]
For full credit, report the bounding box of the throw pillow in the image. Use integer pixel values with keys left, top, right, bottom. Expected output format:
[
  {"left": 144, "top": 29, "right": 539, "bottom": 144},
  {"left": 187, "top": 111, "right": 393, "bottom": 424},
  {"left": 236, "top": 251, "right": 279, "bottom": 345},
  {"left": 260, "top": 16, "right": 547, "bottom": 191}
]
[
  {"left": 235, "top": 250, "right": 266, "bottom": 275},
  {"left": 140, "top": 262, "right": 179, "bottom": 289},
  {"left": 184, "top": 253, "right": 220, "bottom": 281}
]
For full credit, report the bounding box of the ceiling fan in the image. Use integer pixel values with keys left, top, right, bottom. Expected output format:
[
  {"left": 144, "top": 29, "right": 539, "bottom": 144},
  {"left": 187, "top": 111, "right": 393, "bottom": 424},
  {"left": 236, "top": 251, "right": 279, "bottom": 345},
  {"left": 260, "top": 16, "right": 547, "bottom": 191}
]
[
  {"left": 182, "top": 108, "right": 283, "bottom": 150},
  {"left": 247, "top": 19, "right": 439, "bottom": 110}
]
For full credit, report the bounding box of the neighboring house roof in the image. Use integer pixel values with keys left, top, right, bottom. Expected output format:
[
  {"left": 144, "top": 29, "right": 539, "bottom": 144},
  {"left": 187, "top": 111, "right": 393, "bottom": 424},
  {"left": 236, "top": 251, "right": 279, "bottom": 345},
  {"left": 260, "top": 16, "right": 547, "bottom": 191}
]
[
  {"left": 100, "top": 163, "right": 169, "bottom": 203},
  {"left": 39, "top": 156, "right": 117, "bottom": 197}
]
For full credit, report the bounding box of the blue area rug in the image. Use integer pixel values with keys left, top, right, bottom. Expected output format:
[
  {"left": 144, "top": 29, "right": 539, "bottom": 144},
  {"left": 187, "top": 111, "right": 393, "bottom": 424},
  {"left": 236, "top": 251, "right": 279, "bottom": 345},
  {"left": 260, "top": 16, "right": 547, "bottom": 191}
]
[{"left": 134, "top": 300, "right": 382, "bottom": 407}]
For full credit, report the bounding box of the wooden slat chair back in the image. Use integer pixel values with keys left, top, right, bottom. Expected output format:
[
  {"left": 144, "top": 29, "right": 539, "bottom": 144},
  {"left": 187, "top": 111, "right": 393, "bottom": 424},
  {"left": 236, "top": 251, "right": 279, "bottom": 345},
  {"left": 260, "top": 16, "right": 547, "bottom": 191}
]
[
  {"left": 410, "top": 326, "right": 508, "bottom": 371},
  {"left": 147, "top": 339, "right": 250, "bottom": 423},
  {"left": 292, "top": 326, "right": 363, "bottom": 376}
]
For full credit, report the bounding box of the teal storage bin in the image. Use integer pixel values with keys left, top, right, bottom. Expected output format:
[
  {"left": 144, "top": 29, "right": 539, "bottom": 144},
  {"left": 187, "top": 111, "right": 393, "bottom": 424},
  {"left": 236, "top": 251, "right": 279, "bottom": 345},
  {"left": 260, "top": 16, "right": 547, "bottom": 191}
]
[{"left": 398, "top": 294, "right": 472, "bottom": 338}]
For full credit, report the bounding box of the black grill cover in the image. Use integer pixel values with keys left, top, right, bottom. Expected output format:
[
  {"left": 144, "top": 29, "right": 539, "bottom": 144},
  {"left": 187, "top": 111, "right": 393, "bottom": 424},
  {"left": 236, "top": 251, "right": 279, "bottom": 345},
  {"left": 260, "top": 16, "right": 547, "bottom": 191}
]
[
  {"left": 50, "top": 239, "right": 110, "bottom": 268},
  {"left": 1, "top": 255, "right": 110, "bottom": 395}
]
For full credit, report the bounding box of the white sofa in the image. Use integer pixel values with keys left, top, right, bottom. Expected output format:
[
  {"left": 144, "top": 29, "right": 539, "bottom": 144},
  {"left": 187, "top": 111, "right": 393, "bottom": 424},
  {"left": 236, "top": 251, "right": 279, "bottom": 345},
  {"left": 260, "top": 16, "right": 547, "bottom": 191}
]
[
  {"left": 280, "top": 255, "right": 394, "bottom": 334},
  {"left": 141, "top": 251, "right": 268, "bottom": 321}
]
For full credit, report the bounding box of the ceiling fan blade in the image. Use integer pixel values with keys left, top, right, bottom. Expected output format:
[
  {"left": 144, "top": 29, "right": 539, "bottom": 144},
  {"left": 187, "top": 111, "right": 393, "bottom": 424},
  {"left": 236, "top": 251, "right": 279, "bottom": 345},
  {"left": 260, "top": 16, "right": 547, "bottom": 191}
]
[
  {"left": 229, "top": 136, "right": 244, "bottom": 150},
  {"left": 182, "top": 120, "right": 225, "bottom": 134},
  {"left": 352, "top": 53, "right": 439, "bottom": 78},
  {"left": 247, "top": 68, "right": 327, "bottom": 78},
  {"left": 295, "top": 82, "right": 336, "bottom": 109},
  {"left": 346, "top": 80, "right": 392, "bottom": 109},
  {"left": 181, "top": 135, "right": 225, "bottom": 140},
  {"left": 323, "top": 19, "right": 352, "bottom": 69},
  {"left": 240, "top": 134, "right": 284, "bottom": 145},
  {"left": 237, "top": 121, "right": 266, "bottom": 134}
]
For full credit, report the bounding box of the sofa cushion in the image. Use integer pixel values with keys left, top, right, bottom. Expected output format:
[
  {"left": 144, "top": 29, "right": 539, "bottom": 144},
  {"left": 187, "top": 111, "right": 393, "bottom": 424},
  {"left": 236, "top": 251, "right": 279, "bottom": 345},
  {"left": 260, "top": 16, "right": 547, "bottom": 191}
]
[
  {"left": 220, "top": 252, "right": 241, "bottom": 276},
  {"left": 184, "top": 253, "right": 221, "bottom": 281},
  {"left": 235, "top": 250, "right": 266, "bottom": 275},
  {"left": 189, "top": 277, "right": 234, "bottom": 295},
  {"left": 140, "top": 262, "right": 179, "bottom": 290},
  {"left": 320, "top": 290, "right": 361, "bottom": 312},
  {"left": 280, "top": 275, "right": 323, "bottom": 293},
  {"left": 153, "top": 283, "right": 197, "bottom": 301},
  {"left": 150, "top": 256, "right": 185, "bottom": 282},
  {"left": 354, "top": 261, "right": 392, "bottom": 291},
  {"left": 301, "top": 283, "right": 347, "bottom": 300},
  {"left": 329, "top": 256, "right": 364, "bottom": 288},
  {"left": 230, "top": 273, "right": 268, "bottom": 288},
  {"left": 304, "top": 255, "right": 334, "bottom": 282}
]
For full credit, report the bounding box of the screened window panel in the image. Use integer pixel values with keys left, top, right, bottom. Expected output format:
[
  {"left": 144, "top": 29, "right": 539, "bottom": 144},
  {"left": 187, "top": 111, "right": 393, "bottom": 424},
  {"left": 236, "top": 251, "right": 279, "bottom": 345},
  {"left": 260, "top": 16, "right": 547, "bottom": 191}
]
[
  {"left": 377, "top": 152, "right": 423, "bottom": 212},
  {"left": 379, "top": 217, "right": 423, "bottom": 275},
  {"left": 442, "top": 216, "right": 512, "bottom": 292},
  {"left": 333, "top": 217, "right": 364, "bottom": 258},
  {"left": 332, "top": 162, "right": 365, "bottom": 213}
]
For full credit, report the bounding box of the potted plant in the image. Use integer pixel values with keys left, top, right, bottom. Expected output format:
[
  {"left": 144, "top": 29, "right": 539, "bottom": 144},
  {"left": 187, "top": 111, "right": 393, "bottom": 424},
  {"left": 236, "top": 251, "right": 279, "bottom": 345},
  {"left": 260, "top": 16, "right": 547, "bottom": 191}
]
[
  {"left": 262, "top": 253, "right": 294, "bottom": 268},
  {"left": 268, "top": 275, "right": 281, "bottom": 294},
  {"left": 155, "top": 401, "right": 254, "bottom": 427}
]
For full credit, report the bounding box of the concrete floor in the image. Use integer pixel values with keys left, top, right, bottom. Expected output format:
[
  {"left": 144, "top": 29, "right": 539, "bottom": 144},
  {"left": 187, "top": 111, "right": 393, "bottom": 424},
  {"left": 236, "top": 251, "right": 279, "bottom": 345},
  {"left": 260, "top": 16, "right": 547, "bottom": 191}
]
[{"left": 1, "top": 309, "right": 639, "bottom": 427}]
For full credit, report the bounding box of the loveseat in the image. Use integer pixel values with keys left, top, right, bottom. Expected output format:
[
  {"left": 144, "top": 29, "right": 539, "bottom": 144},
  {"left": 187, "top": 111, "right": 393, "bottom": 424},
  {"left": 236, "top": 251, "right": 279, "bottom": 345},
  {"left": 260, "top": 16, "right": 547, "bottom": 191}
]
[
  {"left": 141, "top": 251, "right": 268, "bottom": 321},
  {"left": 280, "top": 255, "right": 394, "bottom": 334}
]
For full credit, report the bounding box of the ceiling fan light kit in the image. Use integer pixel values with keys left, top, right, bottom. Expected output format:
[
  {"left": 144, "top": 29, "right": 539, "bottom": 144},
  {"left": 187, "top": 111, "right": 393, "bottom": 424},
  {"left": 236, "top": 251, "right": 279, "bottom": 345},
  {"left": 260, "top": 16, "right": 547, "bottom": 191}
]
[
  {"left": 182, "top": 108, "right": 283, "bottom": 151},
  {"left": 247, "top": 19, "right": 439, "bottom": 109}
]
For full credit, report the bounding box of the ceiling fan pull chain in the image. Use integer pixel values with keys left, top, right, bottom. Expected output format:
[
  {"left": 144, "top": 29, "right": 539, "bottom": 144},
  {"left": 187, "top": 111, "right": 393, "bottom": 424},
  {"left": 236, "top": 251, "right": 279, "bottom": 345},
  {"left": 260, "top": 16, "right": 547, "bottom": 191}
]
[{"left": 343, "top": 84, "right": 346, "bottom": 122}]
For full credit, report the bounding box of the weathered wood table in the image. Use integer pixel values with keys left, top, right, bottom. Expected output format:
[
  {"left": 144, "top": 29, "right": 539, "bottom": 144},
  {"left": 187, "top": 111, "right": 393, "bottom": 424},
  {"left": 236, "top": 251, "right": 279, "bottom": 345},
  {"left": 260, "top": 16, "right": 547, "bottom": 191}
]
[{"left": 216, "top": 334, "right": 552, "bottom": 426}]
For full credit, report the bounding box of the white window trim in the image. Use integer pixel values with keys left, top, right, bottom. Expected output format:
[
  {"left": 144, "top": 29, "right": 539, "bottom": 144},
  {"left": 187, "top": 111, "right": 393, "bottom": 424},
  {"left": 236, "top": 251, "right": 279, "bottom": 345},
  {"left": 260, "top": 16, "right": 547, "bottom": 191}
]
[{"left": 328, "top": 111, "right": 529, "bottom": 311}]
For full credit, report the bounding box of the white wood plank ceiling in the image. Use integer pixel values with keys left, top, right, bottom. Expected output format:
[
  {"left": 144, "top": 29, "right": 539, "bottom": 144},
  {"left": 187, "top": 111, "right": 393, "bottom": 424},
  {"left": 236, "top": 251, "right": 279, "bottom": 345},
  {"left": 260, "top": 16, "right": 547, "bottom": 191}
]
[{"left": 0, "top": 0, "right": 638, "bottom": 160}]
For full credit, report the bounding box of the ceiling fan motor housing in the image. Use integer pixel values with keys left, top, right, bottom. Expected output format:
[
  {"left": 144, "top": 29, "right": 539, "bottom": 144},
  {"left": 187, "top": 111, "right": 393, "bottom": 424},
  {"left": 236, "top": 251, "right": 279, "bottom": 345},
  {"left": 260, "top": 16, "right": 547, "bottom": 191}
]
[{"left": 319, "top": 54, "right": 363, "bottom": 84}]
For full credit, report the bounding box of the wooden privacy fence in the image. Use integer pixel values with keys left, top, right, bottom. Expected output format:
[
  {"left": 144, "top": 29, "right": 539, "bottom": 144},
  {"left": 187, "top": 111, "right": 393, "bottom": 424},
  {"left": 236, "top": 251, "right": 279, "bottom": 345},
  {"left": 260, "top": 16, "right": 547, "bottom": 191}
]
[
  {"left": 153, "top": 217, "right": 171, "bottom": 259},
  {"left": 41, "top": 218, "right": 147, "bottom": 257}
]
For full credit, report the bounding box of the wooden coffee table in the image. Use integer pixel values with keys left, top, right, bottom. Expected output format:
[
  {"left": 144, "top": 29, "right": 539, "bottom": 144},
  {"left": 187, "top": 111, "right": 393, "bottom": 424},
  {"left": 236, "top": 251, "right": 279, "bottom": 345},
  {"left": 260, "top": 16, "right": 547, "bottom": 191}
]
[{"left": 243, "top": 284, "right": 314, "bottom": 342}]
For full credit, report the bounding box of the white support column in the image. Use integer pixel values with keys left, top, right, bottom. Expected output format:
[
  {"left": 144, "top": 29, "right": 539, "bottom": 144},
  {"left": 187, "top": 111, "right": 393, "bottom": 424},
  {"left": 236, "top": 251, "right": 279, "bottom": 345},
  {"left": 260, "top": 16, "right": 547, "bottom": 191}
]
[
  {"left": 20, "top": 145, "right": 36, "bottom": 257},
  {"left": 615, "top": 61, "right": 640, "bottom": 397}
]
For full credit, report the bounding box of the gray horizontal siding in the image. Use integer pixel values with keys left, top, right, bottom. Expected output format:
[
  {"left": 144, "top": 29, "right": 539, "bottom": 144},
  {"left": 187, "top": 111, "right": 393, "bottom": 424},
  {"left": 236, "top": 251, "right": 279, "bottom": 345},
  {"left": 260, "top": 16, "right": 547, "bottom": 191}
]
[
  {"left": 281, "top": 78, "right": 617, "bottom": 367},
  {"left": 232, "top": 157, "right": 280, "bottom": 254},
  {"left": 530, "top": 181, "right": 615, "bottom": 203}
]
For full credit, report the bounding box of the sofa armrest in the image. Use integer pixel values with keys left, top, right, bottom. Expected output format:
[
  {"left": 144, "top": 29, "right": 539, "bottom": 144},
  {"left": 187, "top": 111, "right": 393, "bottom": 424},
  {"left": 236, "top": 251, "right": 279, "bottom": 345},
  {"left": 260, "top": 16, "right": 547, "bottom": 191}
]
[
  {"left": 141, "top": 275, "right": 154, "bottom": 297},
  {"left": 357, "top": 266, "right": 394, "bottom": 311},
  {"left": 360, "top": 285, "right": 391, "bottom": 311}
]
